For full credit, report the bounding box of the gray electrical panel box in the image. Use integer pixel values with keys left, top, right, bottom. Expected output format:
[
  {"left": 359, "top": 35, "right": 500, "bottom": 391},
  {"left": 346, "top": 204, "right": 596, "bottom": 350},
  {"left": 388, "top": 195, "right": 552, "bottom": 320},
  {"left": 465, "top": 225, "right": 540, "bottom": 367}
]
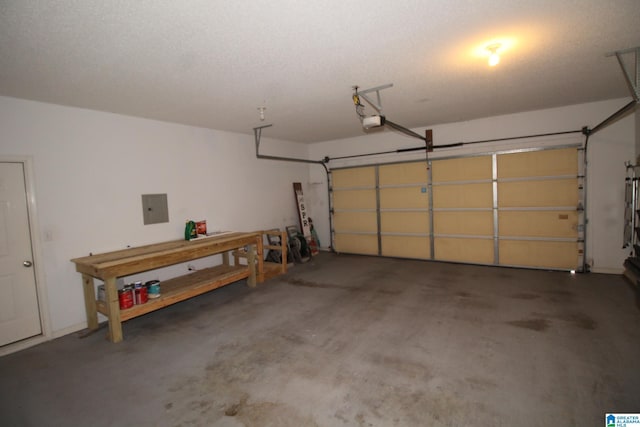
[{"left": 142, "top": 194, "right": 169, "bottom": 225}]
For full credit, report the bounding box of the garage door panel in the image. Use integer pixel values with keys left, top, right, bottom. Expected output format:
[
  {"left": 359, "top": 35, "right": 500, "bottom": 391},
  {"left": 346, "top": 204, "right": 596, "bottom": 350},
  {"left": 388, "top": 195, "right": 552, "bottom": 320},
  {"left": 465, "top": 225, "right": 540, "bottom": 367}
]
[
  {"left": 382, "top": 236, "right": 430, "bottom": 259},
  {"left": 435, "top": 237, "right": 494, "bottom": 264},
  {"left": 334, "top": 211, "right": 378, "bottom": 233},
  {"left": 499, "top": 211, "right": 577, "bottom": 238},
  {"left": 432, "top": 183, "right": 493, "bottom": 209},
  {"left": 334, "top": 233, "right": 378, "bottom": 255},
  {"left": 498, "top": 179, "right": 578, "bottom": 208},
  {"left": 332, "top": 167, "right": 375, "bottom": 188},
  {"left": 432, "top": 156, "right": 492, "bottom": 182},
  {"left": 379, "top": 163, "right": 428, "bottom": 185},
  {"left": 499, "top": 240, "right": 578, "bottom": 269},
  {"left": 434, "top": 211, "right": 493, "bottom": 236},
  {"left": 333, "top": 189, "right": 377, "bottom": 210},
  {"left": 498, "top": 148, "right": 577, "bottom": 178},
  {"left": 380, "top": 187, "right": 429, "bottom": 209},
  {"left": 381, "top": 211, "right": 429, "bottom": 234}
]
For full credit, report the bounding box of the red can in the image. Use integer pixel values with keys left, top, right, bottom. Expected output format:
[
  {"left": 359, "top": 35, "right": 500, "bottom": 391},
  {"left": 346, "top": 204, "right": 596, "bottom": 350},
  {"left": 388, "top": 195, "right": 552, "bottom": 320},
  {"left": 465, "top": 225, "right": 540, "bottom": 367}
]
[
  {"left": 135, "top": 286, "right": 148, "bottom": 305},
  {"left": 118, "top": 288, "right": 133, "bottom": 310}
]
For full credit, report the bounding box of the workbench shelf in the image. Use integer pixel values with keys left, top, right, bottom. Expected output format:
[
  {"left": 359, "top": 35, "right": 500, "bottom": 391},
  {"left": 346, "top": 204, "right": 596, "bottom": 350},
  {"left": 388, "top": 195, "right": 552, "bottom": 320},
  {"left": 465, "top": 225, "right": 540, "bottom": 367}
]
[
  {"left": 96, "top": 264, "right": 248, "bottom": 322},
  {"left": 71, "top": 232, "right": 264, "bottom": 343}
]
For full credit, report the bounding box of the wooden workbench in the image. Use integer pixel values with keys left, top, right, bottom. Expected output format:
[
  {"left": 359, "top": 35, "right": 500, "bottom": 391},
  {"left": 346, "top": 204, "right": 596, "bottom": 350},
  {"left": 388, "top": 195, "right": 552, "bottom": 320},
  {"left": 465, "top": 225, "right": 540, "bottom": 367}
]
[{"left": 71, "top": 232, "right": 263, "bottom": 343}]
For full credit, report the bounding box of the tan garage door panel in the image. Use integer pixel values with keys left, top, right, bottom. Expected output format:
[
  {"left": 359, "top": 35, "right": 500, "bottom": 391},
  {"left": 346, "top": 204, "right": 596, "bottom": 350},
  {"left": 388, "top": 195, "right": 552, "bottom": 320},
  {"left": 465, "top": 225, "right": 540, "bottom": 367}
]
[
  {"left": 380, "top": 187, "right": 429, "bottom": 209},
  {"left": 381, "top": 211, "right": 430, "bottom": 234},
  {"left": 499, "top": 211, "right": 577, "bottom": 238},
  {"left": 498, "top": 179, "right": 578, "bottom": 208},
  {"left": 334, "top": 233, "right": 378, "bottom": 255},
  {"left": 332, "top": 166, "right": 378, "bottom": 256},
  {"left": 432, "top": 183, "right": 493, "bottom": 209},
  {"left": 434, "top": 211, "right": 493, "bottom": 236},
  {"left": 431, "top": 156, "right": 492, "bottom": 182},
  {"left": 499, "top": 240, "right": 578, "bottom": 269},
  {"left": 334, "top": 211, "right": 378, "bottom": 233},
  {"left": 382, "top": 235, "right": 430, "bottom": 259},
  {"left": 332, "top": 167, "right": 375, "bottom": 189},
  {"left": 333, "top": 189, "right": 377, "bottom": 210},
  {"left": 435, "top": 237, "right": 494, "bottom": 264},
  {"left": 379, "top": 162, "right": 428, "bottom": 185},
  {"left": 498, "top": 148, "right": 577, "bottom": 178}
]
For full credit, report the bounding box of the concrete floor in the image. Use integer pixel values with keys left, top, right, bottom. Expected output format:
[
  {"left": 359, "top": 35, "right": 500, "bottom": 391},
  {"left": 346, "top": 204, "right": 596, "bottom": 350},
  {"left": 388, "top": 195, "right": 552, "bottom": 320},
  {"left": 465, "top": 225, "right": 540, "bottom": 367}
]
[{"left": 1, "top": 253, "right": 639, "bottom": 426}]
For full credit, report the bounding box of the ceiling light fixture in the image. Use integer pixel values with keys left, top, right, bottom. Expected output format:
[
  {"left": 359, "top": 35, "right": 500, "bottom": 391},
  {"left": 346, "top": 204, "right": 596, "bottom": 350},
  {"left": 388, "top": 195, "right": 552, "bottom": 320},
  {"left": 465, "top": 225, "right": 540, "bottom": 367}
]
[
  {"left": 257, "top": 106, "right": 266, "bottom": 121},
  {"left": 486, "top": 43, "right": 501, "bottom": 66}
]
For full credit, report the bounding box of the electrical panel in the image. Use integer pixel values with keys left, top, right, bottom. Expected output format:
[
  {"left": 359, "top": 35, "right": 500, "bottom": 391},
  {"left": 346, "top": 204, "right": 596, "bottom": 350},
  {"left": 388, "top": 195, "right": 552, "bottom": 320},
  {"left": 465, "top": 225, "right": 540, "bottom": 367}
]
[{"left": 141, "top": 194, "right": 169, "bottom": 225}]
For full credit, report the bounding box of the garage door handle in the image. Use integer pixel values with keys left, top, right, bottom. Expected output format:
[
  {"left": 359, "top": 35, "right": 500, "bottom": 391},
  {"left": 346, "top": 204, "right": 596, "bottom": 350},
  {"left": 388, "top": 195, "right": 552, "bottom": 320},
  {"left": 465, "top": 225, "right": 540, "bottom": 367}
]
[{"left": 23, "top": 260, "right": 32, "bottom": 267}]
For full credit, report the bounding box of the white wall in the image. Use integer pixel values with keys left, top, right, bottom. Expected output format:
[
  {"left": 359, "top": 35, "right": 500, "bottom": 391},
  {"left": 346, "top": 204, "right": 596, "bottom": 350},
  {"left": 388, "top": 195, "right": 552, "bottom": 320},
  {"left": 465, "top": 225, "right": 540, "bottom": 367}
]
[
  {"left": 307, "top": 98, "right": 636, "bottom": 274},
  {"left": 0, "top": 96, "right": 310, "bottom": 335},
  {"left": 586, "top": 111, "right": 634, "bottom": 273}
]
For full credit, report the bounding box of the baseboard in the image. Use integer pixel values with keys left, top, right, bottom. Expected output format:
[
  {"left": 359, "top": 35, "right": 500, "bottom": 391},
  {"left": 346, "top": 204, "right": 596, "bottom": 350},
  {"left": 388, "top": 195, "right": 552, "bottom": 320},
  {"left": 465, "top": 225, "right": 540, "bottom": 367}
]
[
  {"left": 590, "top": 267, "right": 624, "bottom": 275},
  {"left": 51, "top": 322, "right": 87, "bottom": 339}
]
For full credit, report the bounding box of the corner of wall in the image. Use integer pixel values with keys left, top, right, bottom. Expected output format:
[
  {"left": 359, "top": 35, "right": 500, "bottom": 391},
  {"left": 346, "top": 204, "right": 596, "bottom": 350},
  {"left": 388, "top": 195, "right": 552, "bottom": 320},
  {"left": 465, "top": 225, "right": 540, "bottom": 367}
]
[{"left": 635, "top": 106, "right": 640, "bottom": 162}]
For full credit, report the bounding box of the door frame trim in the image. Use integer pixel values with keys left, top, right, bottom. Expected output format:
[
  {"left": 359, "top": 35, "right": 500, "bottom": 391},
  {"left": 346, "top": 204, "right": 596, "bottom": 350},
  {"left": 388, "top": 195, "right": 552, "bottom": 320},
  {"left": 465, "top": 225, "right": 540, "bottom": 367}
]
[{"left": 0, "top": 156, "right": 52, "bottom": 355}]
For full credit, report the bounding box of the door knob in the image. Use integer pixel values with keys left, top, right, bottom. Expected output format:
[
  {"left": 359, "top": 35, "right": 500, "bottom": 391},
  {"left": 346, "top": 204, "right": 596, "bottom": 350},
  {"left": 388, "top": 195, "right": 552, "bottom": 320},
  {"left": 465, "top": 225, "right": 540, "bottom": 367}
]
[{"left": 23, "top": 260, "right": 32, "bottom": 267}]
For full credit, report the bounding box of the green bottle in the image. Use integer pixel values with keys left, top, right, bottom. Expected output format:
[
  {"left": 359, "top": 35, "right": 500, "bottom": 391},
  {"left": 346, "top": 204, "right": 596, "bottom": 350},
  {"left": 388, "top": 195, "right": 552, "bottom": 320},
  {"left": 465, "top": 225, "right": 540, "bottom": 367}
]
[{"left": 184, "top": 220, "right": 196, "bottom": 240}]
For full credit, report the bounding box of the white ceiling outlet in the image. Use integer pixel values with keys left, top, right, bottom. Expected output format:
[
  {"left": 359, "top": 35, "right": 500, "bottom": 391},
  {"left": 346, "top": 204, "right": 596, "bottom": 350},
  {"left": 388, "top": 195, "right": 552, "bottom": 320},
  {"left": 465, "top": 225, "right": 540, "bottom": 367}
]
[{"left": 0, "top": 1, "right": 639, "bottom": 143}]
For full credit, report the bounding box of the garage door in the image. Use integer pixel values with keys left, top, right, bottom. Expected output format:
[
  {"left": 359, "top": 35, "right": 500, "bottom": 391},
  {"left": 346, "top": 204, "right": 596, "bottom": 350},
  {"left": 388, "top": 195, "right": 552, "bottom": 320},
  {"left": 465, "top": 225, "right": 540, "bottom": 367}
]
[{"left": 330, "top": 146, "right": 584, "bottom": 270}]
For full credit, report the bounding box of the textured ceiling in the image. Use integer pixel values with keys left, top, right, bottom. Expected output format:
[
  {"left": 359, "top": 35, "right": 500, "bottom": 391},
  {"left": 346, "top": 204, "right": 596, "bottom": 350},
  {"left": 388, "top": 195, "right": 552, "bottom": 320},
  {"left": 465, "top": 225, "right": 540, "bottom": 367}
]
[{"left": 1, "top": 1, "right": 639, "bottom": 143}]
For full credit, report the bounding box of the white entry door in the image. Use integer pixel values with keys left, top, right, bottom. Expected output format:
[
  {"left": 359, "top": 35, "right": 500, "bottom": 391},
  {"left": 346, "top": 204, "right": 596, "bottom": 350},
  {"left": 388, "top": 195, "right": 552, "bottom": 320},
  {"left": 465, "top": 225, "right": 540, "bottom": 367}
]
[{"left": 0, "top": 162, "right": 41, "bottom": 346}]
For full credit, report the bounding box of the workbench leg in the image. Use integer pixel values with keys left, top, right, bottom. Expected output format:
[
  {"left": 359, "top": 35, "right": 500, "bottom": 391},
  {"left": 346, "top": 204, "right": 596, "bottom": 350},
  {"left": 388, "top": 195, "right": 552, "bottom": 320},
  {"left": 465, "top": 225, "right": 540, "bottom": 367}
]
[
  {"left": 280, "top": 231, "right": 288, "bottom": 274},
  {"left": 81, "top": 274, "right": 99, "bottom": 331},
  {"left": 256, "top": 235, "right": 265, "bottom": 284},
  {"left": 247, "top": 244, "right": 257, "bottom": 288},
  {"left": 222, "top": 251, "right": 230, "bottom": 266},
  {"left": 104, "top": 277, "right": 123, "bottom": 343}
]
